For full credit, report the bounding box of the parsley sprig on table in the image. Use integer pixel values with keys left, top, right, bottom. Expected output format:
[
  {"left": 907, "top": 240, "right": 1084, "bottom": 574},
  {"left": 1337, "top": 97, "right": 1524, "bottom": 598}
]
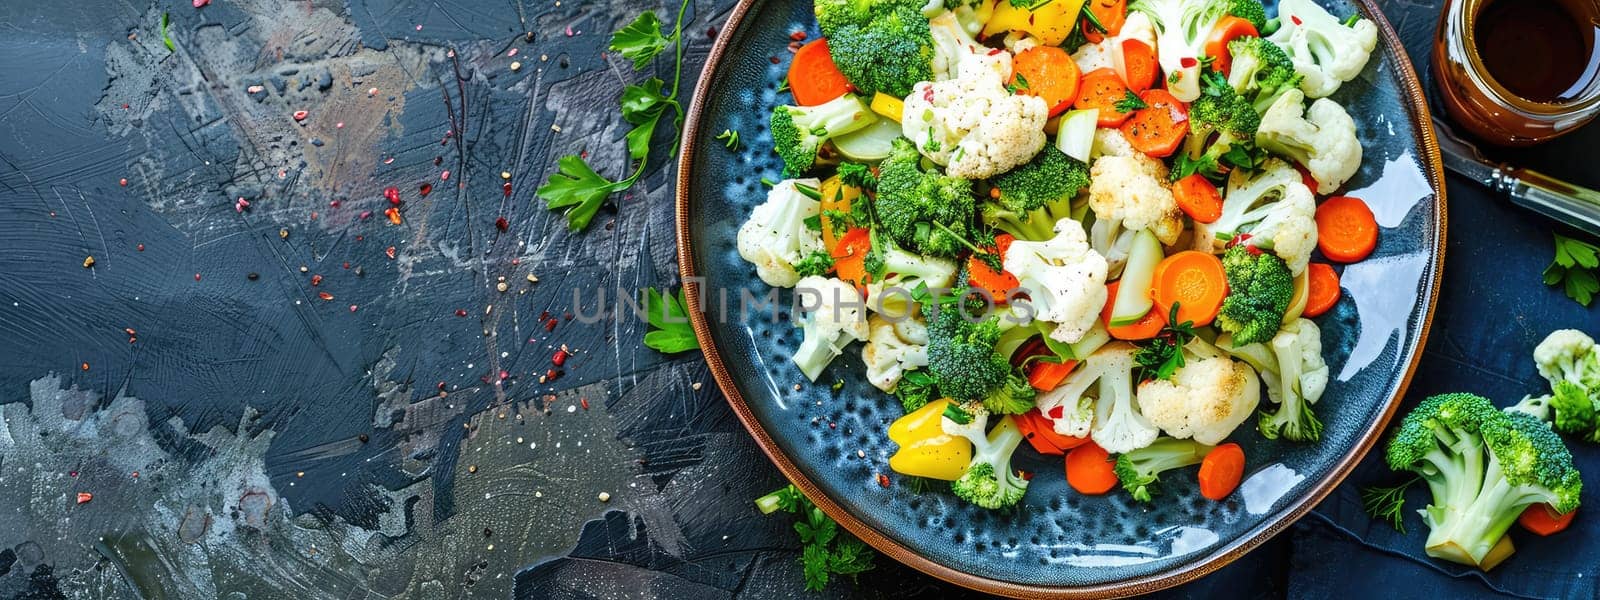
[
  {"left": 1545, "top": 233, "right": 1600, "bottom": 306},
  {"left": 537, "top": 0, "right": 692, "bottom": 231},
  {"left": 641, "top": 287, "right": 699, "bottom": 353},
  {"left": 756, "top": 485, "right": 876, "bottom": 591}
]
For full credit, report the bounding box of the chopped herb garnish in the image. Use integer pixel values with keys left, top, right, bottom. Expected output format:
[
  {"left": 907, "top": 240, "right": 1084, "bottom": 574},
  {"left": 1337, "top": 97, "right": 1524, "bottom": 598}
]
[
  {"left": 1133, "top": 303, "right": 1197, "bottom": 381},
  {"left": 1006, "top": 73, "right": 1031, "bottom": 95},
  {"left": 761, "top": 177, "right": 778, "bottom": 188},
  {"left": 794, "top": 182, "right": 822, "bottom": 200},
  {"left": 1115, "top": 90, "right": 1148, "bottom": 114},
  {"left": 803, "top": 213, "right": 823, "bottom": 231},
  {"left": 837, "top": 162, "right": 877, "bottom": 190},
  {"left": 716, "top": 128, "right": 741, "bottom": 150},
  {"left": 795, "top": 251, "right": 835, "bottom": 277},
  {"left": 1361, "top": 476, "right": 1418, "bottom": 534},
  {"left": 161, "top": 13, "right": 174, "bottom": 52},
  {"left": 1342, "top": 13, "right": 1361, "bottom": 27}
]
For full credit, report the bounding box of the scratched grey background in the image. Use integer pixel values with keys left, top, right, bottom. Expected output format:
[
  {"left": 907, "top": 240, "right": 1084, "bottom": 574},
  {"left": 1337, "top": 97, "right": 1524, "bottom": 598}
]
[{"left": 1, "top": 0, "right": 1597, "bottom": 598}]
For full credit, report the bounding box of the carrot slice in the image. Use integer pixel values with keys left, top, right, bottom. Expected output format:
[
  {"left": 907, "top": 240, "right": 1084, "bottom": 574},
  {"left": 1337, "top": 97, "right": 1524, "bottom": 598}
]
[
  {"left": 1120, "top": 89, "right": 1189, "bottom": 158},
  {"left": 1067, "top": 442, "right": 1119, "bottom": 494},
  {"left": 1028, "top": 359, "right": 1078, "bottom": 392},
  {"left": 1117, "top": 39, "right": 1159, "bottom": 93},
  {"left": 787, "top": 39, "right": 852, "bottom": 106},
  {"left": 1101, "top": 281, "right": 1167, "bottom": 340},
  {"left": 1202, "top": 16, "right": 1260, "bottom": 77},
  {"left": 1198, "top": 442, "right": 1246, "bottom": 500},
  {"left": 1033, "top": 405, "right": 1091, "bottom": 451},
  {"left": 1315, "top": 196, "right": 1379, "bottom": 263},
  {"left": 831, "top": 227, "right": 872, "bottom": 286},
  {"left": 1018, "top": 409, "right": 1066, "bottom": 456},
  {"left": 1519, "top": 504, "right": 1577, "bottom": 536},
  {"left": 1303, "top": 263, "right": 1341, "bottom": 317},
  {"left": 1074, "top": 68, "right": 1134, "bottom": 127},
  {"left": 967, "top": 234, "right": 1020, "bottom": 302},
  {"left": 1151, "top": 251, "right": 1228, "bottom": 327},
  {"left": 1012, "top": 46, "right": 1082, "bottom": 117},
  {"left": 1083, "top": 0, "right": 1126, "bottom": 44},
  {"left": 1172, "top": 173, "right": 1223, "bottom": 223}
]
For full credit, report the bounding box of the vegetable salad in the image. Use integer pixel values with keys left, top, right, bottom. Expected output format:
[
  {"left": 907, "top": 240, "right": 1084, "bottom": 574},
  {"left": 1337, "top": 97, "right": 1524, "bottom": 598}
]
[{"left": 738, "top": 0, "right": 1383, "bottom": 509}]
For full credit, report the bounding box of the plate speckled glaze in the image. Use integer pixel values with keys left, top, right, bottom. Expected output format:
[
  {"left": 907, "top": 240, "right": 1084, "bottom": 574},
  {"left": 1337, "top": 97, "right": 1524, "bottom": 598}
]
[{"left": 676, "top": 1, "right": 1445, "bottom": 596}]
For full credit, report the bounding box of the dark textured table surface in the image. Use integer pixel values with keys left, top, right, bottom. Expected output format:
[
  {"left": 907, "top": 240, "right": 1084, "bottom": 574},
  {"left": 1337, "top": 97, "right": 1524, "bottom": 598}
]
[{"left": 0, "top": 0, "right": 1596, "bottom": 598}]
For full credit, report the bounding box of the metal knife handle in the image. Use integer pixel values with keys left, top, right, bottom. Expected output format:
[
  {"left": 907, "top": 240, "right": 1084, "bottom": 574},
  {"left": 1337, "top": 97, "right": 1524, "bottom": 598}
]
[{"left": 1498, "top": 167, "right": 1600, "bottom": 238}]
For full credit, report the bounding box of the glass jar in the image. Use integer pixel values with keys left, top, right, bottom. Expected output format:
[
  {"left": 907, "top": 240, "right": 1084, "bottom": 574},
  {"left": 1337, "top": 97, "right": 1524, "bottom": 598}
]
[{"left": 1432, "top": 0, "right": 1600, "bottom": 146}]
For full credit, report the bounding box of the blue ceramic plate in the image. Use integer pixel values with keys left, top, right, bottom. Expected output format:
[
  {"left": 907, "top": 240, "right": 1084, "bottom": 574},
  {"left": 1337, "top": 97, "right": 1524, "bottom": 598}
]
[{"left": 677, "top": 1, "right": 1445, "bottom": 596}]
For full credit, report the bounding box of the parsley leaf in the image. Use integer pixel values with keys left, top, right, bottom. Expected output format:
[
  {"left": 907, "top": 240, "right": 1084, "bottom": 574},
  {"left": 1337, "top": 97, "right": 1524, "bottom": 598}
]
[
  {"left": 1546, "top": 234, "right": 1600, "bottom": 306},
  {"left": 757, "top": 485, "right": 876, "bottom": 591},
  {"left": 1133, "top": 303, "right": 1197, "bottom": 381},
  {"left": 610, "top": 11, "right": 673, "bottom": 69},
  {"left": 837, "top": 162, "right": 877, "bottom": 190},
  {"left": 1115, "top": 90, "right": 1148, "bottom": 113},
  {"left": 1006, "top": 73, "right": 1031, "bottom": 95},
  {"left": 716, "top": 128, "right": 741, "bottom": 150},
  {"left": 642, "top": 287, "right": 699, "bottom": 353},
  {"left": 536, "top": 156, "right": 626, "bottom": 231},
  {"left": 1361, "top": 476, "right": 1418, "bottom": 534},
  {"left": 161, "top": 13, "right": 174, "bottom": 52}
]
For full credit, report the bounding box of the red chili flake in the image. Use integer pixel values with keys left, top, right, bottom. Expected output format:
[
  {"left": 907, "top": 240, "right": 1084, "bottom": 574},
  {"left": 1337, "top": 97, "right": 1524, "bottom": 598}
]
[
  {"left": 360, "top": 210, "right": 372, "bottom": 220},
  {"left": 1291, "top": 15, "right": 1303, "bottom": 25},
  {"left": 349, "top": 304, "right": 358, "bottom": 312},
  {"left": 544, "top": 319, "right": 557, "bottom": 332},
  {"left": 318, "top": 292, "right": 334, "bottom": 301},
  {"left": 384, "top": 207, "right": 402, "bottom": 225},
  {"left": 828, "top": 422, "right": 837, "bottom": 429},
  {"left": 502, "top": 182, "right": 513, "bottom": 196},
  {"left": 119, "top": 178, "right": 128, "bottom": 187},
  {"left": 384, "top": 186, "right": 400, "bottom": 205},
  {"left": 136, "top": 244, "right": 144, "bottom": 251},
  {"left": 498, "top": 370, "right": 509, "bottom": 381},
  {"left": 877, "top": 473, "right": 890, "bottom": 488},
  {"left": 293, "top": 110, "right": 309, "bottom": 121},
  {"left": 539, "top": 311, "right": 551, "bottom": 321},
  {"left": 1226, "top": 233, "right": 1253, "bottom": 249},
  {"left": 787, "top": 41, "right": 802, "bottom": 52},
  {"left": 310, "top": 274, "right": 323, "bottom": 286},
  {"left": 1019, "top": 471, "right": 1034, "bottom": 481},
  {"left": 789, "top": 30, "right": 806, "bottom": 41},
  {"left": 76, "top": 492, "right": 93, "bottom": 504},
  {"left": 707, "top": 26, "right": 718, "bottom": 38},
  {"left": 194, "top": 273, "right": 202, "bottom": 281},
  {"left": 330, "top": 199, "right": 341, "bottom": 208},
  {"left": 1246, "top": 245, "right": 1263, "bottom": 256},
  {"left": 455, "top": 309, "right": 468, "bottom": 317},
  {"left": 546, "top": 368, "right": 561, "bottom": 381},
  {"left": 193, "top": 0, "right": 210, "bottom": 7},
  {"left": 495, "top": 217, "right": 508, "bottom": 231},
  {"left": 125, "top": 327, "right": 136, "bottom": 336},
  {"left": 131, "top": 472, "right": 138, "bottom": 478},
  {"left": 234, "top": 197, "right": 250, "bottom": 212},
  {"left": 342, "top": 262, "right": 350, "bottom": 270},
  {"left": 69, "top": 471, "right": 78, "bottom": 477},
  {"left": 987, "top": 48, "right": 1003, "bottom": 56},
  {"left": 768, "top": 56, "right": 780, "bottom": 64},
  {"left": 1047, "top": 405, "right": 1064, "bottom": 419},
  {"left": 552, "top": 349, "right": 569, "bottom": 366},
  {"left": 1180, "top": 57, "right": 1198, "bottom": 69},
  {"left": 385, "top": 246, "right": 397, "bottom": 259},
  {"left": 580, "top": 398, "right": 590, "bottom": 410}
]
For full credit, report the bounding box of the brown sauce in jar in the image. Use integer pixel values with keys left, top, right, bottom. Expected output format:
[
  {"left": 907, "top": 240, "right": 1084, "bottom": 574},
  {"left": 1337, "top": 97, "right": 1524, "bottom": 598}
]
[{"left": 1474, "top": 0, "right": 1600, "bottom": 104}]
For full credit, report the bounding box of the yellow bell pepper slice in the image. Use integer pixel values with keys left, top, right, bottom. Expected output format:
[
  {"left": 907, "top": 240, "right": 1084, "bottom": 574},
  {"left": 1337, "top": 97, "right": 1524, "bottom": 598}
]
[
  {"left": 869, "top": 92, "right": 905, "bottom": 123},
  {"left": 816, "top": 175, "right": 860, "bottom": 254},
  {"left": 888, "top": 399, "right": 972, "bottom": 481},
  {"left": 982, "top": 0, "right": 1089, "bottom": 46}
]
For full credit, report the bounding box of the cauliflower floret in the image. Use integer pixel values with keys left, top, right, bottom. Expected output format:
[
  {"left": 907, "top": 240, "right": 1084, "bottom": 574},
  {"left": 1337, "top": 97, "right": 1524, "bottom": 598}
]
[
  {"left": 901, "top": 51, "right": 1049, "bottom": 179},
  {"left": 1088, "top": 132, "right": 1183, "bottom": 245},
  {"left": 929, "top": 11, "right": 992, "bottom": 81},
  {"left": 1195, "top": 158, "right": 1318, "bottom": 275},
  {"left": 1267, "top": 0, "right": 1378, "bottom": 98},
  {"left": 1070, "top": 11, "right": 1158, "bottom": 74},
  {"left": 1256, "top": 89, "right": 1362, "bottom": 195},
  {"left": 862, "top": 315, "right": 930, "bottom": 392},
  {"left": 791, "top": 276, "right": 871, "bottom": 381},
  {"left": 736, "top": 178, "right": 824, "bottom": 287},
  {"left": 1002, "top": 218, "right": 1109, "bottom": 344},
  {"left": 1039, "top": 342, "right": 1158, "bottom": 453},
  {"left": 1534, "top": 329, "right": 1600, "bottom": 391},
  {"left": 1036, "top": 389, "right": 1095, "bottom": 438},
  {"left": 1138, "top": 356, "right": 1261, "bottom": 445}
]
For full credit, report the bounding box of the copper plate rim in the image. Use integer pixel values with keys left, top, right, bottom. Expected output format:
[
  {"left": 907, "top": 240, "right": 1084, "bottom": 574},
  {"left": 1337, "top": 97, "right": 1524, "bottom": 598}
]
[{"left": 674, "top": 0, "right": 1447, "bottom": 596}]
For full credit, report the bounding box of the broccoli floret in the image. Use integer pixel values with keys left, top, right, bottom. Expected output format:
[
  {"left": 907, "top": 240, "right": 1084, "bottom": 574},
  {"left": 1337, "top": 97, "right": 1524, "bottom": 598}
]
[
  {"left": 818, "top": 2, "right": 933, "bottom": 98},
  {"left": 1115, "top": 437, "right": 1214, "bottom": 502},
  {"left": 1225, "top": 0, "right": 1268, "bottom": 30},
  {"left": 982, "top": 147, "right": 1091, "bottom": 241},
  {"left": 1548, "top": 381, "right": 1599, "bottom": 439},
  {"left": 1385, "top": 393, "right": 1583, "bottom": 570},
  {"left": 926, "top": 309, "right": 1036, "bottom": 414},
  {"left": 1183, "top": 77, "right": 1262, "bottom": 169},
  {"left": 770, "top": 94, "right": 875, "bottom": 176},
  {"left": 943, "top": 407, "right": 1030, "bottom": 510},
  {"left": 1217, "top": 245, "right": 1294, "bottom": 346},
  {"left": 1505, "top": 394, "right": 1552, "bottom": 422},
  {"left": 1227, "top": 36, "right": 1302, "bottom": 113},
  {"left": 895, "top": 370, "right": 938, "bottom": 413},
  {"left": 794, "top": 251, "right": 835, "bottom": 277},
  {"left": 876, "top": 138, "right": 977, "bottom": 257}
]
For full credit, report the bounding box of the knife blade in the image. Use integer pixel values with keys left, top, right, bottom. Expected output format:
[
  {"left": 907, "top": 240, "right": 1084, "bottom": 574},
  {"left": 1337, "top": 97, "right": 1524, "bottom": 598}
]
[{"left": 1432, "top": 116, "right": 1600, "bottom": 237}]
